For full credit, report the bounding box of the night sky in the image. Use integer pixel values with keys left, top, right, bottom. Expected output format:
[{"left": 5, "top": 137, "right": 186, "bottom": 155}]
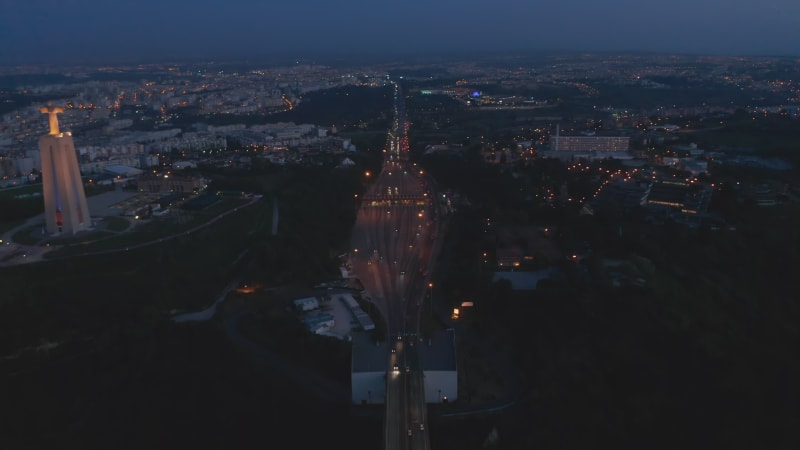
[{"left": 2, "top": 0, "right": 799, "bottom": 65}]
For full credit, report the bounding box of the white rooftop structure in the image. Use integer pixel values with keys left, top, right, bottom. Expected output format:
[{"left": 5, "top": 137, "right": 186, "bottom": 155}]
[{"left": 104, "top": 165, "right": 144, "bottom": 177}]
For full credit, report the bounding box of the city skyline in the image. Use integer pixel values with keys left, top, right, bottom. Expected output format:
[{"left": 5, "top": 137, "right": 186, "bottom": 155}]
[
  {"left": 2, "top": 0, "right": 800, "bottom": 66},
  {"left": 1, "top": 17, "right": 799, "bottom": 447}
]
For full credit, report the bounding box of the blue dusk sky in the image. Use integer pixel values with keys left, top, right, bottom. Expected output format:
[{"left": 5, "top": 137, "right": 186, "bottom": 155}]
[{"left": 1, "top": 0, "right": 799, "bottom": 65}]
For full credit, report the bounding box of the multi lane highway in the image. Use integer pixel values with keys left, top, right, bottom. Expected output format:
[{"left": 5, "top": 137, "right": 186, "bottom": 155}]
[{"left": 348, "top": 81, "right": 435, "bottom": 450}]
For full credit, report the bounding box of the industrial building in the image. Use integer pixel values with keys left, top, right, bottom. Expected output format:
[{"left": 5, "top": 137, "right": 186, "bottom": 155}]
[
  {"left": 293, "top": 296, "right": 320, "bottom": 312},
  {"left": 340, "top": 293, "right": 375, "bottom": 331},
  {"left": 302, "top": 312, "right": 335, "bottom": 335}
]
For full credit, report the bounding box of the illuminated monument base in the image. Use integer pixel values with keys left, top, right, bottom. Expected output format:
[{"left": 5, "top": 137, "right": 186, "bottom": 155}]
[{"left": 38, "top": 107, "right": 91, "bottom": 236}]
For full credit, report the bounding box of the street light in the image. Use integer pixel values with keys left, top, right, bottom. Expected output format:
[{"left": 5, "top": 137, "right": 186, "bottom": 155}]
[{"left": 428, "top": 282, "right": 434, "bottom": 317}]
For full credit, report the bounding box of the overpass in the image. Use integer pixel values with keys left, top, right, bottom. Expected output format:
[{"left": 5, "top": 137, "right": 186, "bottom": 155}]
[{"left": 359, "top": 194, "right": 429, "bottom": 207}]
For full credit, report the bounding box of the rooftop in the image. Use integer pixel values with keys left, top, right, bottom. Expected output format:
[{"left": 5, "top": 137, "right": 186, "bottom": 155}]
[{"left": 351, "top": 331, "right": 389, "bottom": 374}]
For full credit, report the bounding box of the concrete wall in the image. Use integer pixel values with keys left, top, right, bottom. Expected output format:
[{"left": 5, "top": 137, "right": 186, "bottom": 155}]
[
  {"left": 351, "top": 371, "right": 386, "bottom": 405},
  {"left": 423, "top": 370, "right": 458, "bottom": 403}
]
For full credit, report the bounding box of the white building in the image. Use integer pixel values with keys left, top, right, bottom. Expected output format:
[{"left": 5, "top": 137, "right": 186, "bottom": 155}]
[
  {"left": 340, "top": 294, "right": 374, "bottom": 331},
  {"left": 172, "top": 161, "right": 197, "bottom": 170},
  {"left": 302, "top": 312, "right": 335, "bottom": 335},
  {"left": 293, "top": 297, "right": 319, "bottom": 312}
]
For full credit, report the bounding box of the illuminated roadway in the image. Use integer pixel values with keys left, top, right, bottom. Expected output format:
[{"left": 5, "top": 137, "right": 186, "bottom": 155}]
[{"left": 348, "top": 80, "right": 435, "bottom": 450}]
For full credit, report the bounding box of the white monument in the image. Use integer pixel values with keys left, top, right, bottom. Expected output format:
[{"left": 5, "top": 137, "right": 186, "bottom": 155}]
[{"left": 38, "top": 106, "right": 91, "bottom": 235}]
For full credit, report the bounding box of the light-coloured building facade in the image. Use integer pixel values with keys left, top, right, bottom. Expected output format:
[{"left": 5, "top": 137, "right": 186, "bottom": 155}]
[
  {"left": 551, "top": 135, "right": 630, "bottom": 152},
  {"left": 136, "top": 173, "right": 205, "bottom": 194}
]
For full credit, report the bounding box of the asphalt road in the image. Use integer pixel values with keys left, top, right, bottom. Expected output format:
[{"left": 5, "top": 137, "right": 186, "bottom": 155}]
[{"left": 348, "top": 80, "right": 435, "bottom": 450}]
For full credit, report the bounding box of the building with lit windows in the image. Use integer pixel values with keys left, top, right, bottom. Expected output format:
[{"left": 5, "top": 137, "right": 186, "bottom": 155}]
[
  {"left": 551, "top": 135, "right": 630, "bottom": 152},
  {"left": 137, "top": 173, "right": 205, "bottom": 194}
]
